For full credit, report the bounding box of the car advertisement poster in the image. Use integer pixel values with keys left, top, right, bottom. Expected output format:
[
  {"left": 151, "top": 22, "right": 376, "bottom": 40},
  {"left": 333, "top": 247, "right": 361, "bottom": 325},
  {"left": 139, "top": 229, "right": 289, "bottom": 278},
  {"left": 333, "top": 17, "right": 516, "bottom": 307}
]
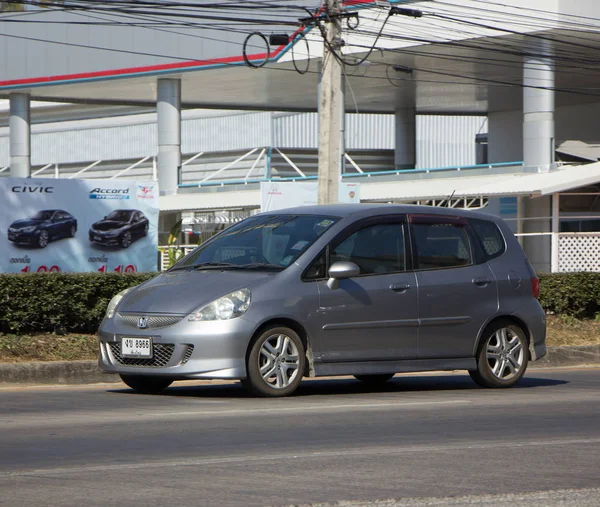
[{"left": 0, "top": 177, "right": 159, "bottom": 273}]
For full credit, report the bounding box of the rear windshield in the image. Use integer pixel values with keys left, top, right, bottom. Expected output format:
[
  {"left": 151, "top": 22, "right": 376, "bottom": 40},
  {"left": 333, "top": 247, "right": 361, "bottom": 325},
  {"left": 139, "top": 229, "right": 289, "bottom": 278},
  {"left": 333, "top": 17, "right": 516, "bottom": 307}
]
[{"left": 174, "top": 214, "right": 338, "bottom": 271}]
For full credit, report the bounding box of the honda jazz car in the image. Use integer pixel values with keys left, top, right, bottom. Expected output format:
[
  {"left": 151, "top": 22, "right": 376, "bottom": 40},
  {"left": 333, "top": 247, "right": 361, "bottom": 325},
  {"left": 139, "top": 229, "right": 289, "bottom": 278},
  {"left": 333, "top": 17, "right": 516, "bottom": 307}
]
[
  {"left": 8, "top": 209, "right": 77, "bottom": 248},
  {"left": 89, "top": 209, "right": 149, "bottom": 249},
  {"left": 98, "top": 204, "right": 547, "bottom": 397}
]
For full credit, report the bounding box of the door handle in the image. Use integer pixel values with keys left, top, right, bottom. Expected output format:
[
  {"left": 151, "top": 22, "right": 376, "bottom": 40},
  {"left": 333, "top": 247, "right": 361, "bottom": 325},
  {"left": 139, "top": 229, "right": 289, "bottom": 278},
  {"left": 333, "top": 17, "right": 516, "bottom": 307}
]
[
  {"left": 472, "top": 277, "right": 490, "bottom": 287},
  {"left": 390, "top": 283, "right": 410, "bottom": 292}
]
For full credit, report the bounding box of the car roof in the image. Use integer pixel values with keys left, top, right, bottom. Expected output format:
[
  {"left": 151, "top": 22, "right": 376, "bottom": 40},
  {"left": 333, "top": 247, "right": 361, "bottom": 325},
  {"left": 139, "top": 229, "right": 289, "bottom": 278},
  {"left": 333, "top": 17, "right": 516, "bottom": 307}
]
[{"left": 258, "top": 203, "right": 503, "bottom": 222}]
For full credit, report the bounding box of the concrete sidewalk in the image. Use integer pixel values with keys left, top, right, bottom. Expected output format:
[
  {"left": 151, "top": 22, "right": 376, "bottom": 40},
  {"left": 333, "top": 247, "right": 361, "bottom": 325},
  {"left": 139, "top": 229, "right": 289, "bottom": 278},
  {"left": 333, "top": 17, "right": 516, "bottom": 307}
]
[{"left": 0, "top": 345, "right": 599, "bottom": 385}]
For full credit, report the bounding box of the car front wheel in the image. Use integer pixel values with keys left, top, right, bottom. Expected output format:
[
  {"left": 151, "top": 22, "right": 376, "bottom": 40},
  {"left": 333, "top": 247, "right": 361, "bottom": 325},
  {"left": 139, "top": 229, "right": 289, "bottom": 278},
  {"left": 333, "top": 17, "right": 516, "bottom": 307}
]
[
  {"left": 245, "top": 326, "right": 305, "bottom": 397},
  {"left": 38, "top": 230, "right": 49, "bottom": 248},
  {"left": 120, "top": 232, "right": 132, "bottom": 248},
  {"left": 69, "top": 225, "right": 76, "bottom": 237},
  {"left": 469, "top": 321, "right": 529, "bottom": 388},
  {"left": 119, "top": 374, "right": 173, "bottom": 394}
]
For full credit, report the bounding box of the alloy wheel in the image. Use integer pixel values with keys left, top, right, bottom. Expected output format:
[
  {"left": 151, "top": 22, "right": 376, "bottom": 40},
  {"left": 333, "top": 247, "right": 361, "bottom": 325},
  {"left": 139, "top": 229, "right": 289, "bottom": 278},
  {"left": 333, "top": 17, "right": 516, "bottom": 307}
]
[
  {"left": 121, "top": 232, "right": 132, "bottom": 248},
  {"left": 38, "top": 230, "right": 49, "bottom": 248},
  {"left": 258, "top": 333, "right": 300, "bottom": 389},
  {"left": 486, "top": 327, "right": 525, "bottom": 380}
]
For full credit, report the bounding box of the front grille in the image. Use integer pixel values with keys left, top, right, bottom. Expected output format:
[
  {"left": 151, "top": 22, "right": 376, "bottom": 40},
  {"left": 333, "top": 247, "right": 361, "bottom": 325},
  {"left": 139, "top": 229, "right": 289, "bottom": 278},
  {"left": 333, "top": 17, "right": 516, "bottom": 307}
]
[
  {"left": 119, "top": 314, "right": 183, "bottom": 330},
  {"left": 181, "top": 345, "right": 194, "bottom": 364},
  {"left": 108, "top": 342, "right": 174, "bottom": 367}
]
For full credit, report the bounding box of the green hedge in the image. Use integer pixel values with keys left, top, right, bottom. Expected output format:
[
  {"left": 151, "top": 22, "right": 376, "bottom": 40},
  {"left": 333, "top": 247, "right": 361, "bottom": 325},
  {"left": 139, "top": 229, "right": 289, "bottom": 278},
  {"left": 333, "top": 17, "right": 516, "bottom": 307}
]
[
  {"left": 539, "top": 273, "right": 600, "bottom": 320},
  {"left": 0, "top": 271, "right": 599, "bottom": 335},
  {"left": 0, "top": 273, "right": 156, "bottom": 334}
]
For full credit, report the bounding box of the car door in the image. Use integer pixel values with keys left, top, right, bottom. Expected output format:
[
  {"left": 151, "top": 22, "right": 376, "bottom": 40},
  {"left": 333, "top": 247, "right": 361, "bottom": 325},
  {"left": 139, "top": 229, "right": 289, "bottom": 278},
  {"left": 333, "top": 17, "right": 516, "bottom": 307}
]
[
  {"left": 310, "top": 216, "right": 419, "bottom": 363},
  {"left": 49, "top": 211, "right": 63, "bottom": 239},
  {"left": 409, "top": 214, "right": 499, "bottom": 359},
  {"left": 130, "top": 212, "right": 141, "bottom": 237}
]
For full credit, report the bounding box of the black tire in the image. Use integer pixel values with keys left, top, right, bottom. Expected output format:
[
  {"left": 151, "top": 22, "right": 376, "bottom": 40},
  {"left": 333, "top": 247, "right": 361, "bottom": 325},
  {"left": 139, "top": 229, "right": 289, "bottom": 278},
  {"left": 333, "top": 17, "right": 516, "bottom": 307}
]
[
  {"left": 38, "top": 230, "right": 49, "bottom": 248},
  {"left": 120, "top": 374, "right": 173, "bottom": 394},
  {"left": 120, "top": 231, "right": 132, "bottom": 249},
  {"left": 143, "top": 224, "right": 149, "bottom": 237},
  {"left": 69, "top": 225, "right": 77, "bottom": 238},
  {"left": 354, "top": 373, "right": 395, "bottom": 385},
  {"left": 469, "top": 320, "right": 529, "bottom": 388},
  {"left": 246, "top": 326, "right": 305, "bottom": 397}
]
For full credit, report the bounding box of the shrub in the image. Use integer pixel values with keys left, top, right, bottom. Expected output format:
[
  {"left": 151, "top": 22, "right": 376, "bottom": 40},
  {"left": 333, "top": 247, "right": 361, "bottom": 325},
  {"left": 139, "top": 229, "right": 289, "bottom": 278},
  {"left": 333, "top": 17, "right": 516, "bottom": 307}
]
[
  {"left": 538, "top": 272, "right": 600, "bottom": 319},
  {"left": 1, "top": 271, "right": 599, "bottom": 335},
  {"left": 0, "top": 272, "right": 156, "bottom": 334}
]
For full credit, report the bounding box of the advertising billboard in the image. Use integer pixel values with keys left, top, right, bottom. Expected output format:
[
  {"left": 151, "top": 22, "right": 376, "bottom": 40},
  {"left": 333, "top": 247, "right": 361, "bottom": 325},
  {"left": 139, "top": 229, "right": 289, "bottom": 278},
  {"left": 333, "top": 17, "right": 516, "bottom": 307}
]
[
  {"left": 260, "top": 181, "right": 360, "bottom": 212},
  {"left": 0, "top": 178, "right": 159, "bottom": 273}
]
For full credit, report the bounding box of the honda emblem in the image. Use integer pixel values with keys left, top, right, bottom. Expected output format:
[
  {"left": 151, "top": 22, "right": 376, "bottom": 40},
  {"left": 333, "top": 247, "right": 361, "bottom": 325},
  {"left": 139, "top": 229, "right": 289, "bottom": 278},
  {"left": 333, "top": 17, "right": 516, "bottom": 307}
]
[{"left": 138, "top": 316, "right": 149, "bottom": 329}]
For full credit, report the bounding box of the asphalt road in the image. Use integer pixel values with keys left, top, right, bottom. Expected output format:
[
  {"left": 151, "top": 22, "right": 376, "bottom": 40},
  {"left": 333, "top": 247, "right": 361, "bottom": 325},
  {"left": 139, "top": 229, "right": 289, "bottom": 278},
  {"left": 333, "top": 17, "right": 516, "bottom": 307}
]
[{"left": 1, "top": 368, "right": 599, "bottom": 507}]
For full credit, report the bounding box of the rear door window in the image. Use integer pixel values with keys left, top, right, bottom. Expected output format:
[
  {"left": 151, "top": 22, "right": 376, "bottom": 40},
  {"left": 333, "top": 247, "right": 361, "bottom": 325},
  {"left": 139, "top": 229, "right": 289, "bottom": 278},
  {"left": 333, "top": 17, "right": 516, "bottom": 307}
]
[{"left": 410, "top": 219, "right": 473, "bottom": 270}]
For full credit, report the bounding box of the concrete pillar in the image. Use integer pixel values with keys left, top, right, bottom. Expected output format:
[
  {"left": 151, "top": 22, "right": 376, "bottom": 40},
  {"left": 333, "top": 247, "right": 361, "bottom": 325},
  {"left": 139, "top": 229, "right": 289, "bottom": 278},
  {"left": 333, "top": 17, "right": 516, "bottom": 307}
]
[
  {"left": 157, "top": 78, "right": 181, "bottom": 196},
  {"left": 523, "top": 196, "right": 552, "bottom": 273},
  {"left": 394, "top": 106, "right": 416, "bottom": 170},
  {"left": 9, "top": 93, "right": 31, "bottom": 178},
  {"left": 523, "top": 50, "right": 554, "bottom": 171},
  {"left": 522, "top": 46, "right": 555, "bottom": 273}
]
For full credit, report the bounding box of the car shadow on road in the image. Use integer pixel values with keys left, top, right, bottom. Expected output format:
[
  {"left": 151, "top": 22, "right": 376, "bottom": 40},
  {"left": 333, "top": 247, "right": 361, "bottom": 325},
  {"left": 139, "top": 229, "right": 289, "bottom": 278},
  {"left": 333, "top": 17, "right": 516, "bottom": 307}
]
[{"left": 108, "top": 374, "right": 568, "bottom": 399}]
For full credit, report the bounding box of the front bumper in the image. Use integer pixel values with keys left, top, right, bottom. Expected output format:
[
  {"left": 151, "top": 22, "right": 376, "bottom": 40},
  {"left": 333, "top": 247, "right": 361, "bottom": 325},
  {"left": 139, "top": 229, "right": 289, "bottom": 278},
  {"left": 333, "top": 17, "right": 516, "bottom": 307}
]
[
  {"left": 98, "top": 313, "right": 253, "bottom": 379},
  {"left": 89, "top": 232, "right": 120, "bottom": 246},
  {"left": 8, "top": 231, "right": 38, "bottom": 243}
]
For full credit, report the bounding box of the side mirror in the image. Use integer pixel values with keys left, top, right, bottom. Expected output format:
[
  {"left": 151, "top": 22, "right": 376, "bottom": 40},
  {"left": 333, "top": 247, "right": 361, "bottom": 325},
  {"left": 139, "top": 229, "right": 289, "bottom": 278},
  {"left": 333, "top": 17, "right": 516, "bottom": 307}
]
[{"left": 327, "top": 261, "right": 360, "bottom": 290}]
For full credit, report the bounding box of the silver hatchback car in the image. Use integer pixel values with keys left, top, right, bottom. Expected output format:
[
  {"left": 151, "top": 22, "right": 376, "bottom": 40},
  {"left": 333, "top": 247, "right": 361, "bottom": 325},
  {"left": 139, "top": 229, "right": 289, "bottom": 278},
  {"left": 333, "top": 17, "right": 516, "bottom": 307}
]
[{"left": 98, "top": 204, "right": 547, "bottom": 397}]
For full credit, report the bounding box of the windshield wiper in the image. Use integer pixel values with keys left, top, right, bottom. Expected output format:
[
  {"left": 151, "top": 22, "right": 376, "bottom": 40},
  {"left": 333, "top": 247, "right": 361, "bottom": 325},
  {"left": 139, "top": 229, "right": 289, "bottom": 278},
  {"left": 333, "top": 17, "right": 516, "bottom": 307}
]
[
  {"left": 232, "top": 263, "right": 284, "bottom": 271},
  {"left": 169, "top": 262, "right": 237, "bottom": 272},
  {"left": 170, "top": 262, "right": 285, "bottom": 272}
]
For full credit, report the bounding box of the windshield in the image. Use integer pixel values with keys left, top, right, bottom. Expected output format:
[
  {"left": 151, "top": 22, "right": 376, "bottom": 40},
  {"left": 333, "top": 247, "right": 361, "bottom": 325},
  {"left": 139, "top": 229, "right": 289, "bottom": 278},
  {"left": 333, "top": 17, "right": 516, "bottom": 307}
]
[
  {"left": 31, "top": 211, "right": 55, "bottom": 220},
  {"left": 106, "top": 210, "right": 133, "bottom": 221},
  {"left": 173, "top": 214, "right": 338, "bottom": 271}
]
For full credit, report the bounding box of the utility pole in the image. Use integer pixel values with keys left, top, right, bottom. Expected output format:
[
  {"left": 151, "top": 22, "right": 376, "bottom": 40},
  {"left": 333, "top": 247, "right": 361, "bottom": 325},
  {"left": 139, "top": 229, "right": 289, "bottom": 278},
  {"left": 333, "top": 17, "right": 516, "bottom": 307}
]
[{"left": 317, "top": 0, "right": 343, "bottom": 205}]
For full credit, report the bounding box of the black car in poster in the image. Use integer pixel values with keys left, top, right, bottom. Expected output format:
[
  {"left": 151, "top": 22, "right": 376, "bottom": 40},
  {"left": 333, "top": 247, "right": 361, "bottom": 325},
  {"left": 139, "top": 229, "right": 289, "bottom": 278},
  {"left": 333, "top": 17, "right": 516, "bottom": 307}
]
[
  {"left": 89, "top": 209, "right": 149, "bottom": 249},
  {"left": 8, "top": 209, "right": 77, "bottom": 248}
]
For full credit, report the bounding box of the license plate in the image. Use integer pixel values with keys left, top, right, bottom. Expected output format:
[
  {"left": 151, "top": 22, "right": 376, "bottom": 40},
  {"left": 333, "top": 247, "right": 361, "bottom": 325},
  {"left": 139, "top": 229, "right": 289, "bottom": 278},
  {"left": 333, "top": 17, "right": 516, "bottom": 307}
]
[
  {"left": 94, "top": 236, "right": 101, "bottom": 241},
  {"left": 121, "top": 337, "right": 152, "bottom": 358}
]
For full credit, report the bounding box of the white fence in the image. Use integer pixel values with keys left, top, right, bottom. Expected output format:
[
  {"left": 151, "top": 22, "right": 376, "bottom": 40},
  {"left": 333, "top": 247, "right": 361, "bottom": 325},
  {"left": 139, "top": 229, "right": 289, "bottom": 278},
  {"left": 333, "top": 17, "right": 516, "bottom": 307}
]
[{"left": 558, "top": 233, "right": 600, "bottom": 272}]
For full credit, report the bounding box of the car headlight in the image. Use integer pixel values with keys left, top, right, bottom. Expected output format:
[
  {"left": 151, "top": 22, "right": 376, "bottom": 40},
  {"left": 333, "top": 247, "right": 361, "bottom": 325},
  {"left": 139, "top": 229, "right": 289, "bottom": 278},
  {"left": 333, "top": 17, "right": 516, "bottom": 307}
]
[
  {"left": 21, "top": 226, "right": 37, "bottom": 233},
  {"left": 189, "top": 289, "right": 251, "bottom": 322},
  {"left": 105, "top": 288, "right": 134, "bottom": 319}
]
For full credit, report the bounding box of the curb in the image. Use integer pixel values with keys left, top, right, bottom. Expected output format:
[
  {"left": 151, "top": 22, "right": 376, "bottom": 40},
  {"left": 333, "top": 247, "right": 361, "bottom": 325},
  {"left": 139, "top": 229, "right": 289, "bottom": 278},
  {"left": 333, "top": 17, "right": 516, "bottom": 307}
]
[
  {"left": 530, "top": 344, "right": 600, "bottom": 368},
  {"left": 1, "top": 345, "right": 599, "bottom": 385},
  {"left": 0, "top": 360, "right": 119, "bottom": 385}
]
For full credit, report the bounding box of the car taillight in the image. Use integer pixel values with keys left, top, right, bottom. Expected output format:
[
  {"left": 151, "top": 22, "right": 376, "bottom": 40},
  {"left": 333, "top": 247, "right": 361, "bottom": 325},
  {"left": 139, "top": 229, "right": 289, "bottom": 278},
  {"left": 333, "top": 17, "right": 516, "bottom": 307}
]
[{"left": 531, "top": 277, "right": 540, "bottom": 299}]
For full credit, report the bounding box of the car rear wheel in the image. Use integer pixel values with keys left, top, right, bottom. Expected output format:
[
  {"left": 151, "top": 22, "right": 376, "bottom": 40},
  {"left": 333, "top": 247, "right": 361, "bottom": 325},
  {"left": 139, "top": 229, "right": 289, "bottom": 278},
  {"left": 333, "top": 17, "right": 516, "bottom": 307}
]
[
  {"left": 143, "top": 224, "right": 149, "bottom": 237},
  {"left": 120, "top": 232, "right": 132, "bottom": 248},
  {"left": 354, "top": 373, "right": 395, "bottom": 385},
  {"left": 38, "top": 230, "right": 49, "bottom": 248},
  {"left": 469, "top": 321, "right": 529, "bottom": 388},
  {"left": 119, "top": 374, "right": 173, "bottom": 394},
  {"left": 69, "top": 225, "right": 76, "bottom": 237},
  {"left": 245, "top": 326, "right": 305, "bottom": 397}
]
